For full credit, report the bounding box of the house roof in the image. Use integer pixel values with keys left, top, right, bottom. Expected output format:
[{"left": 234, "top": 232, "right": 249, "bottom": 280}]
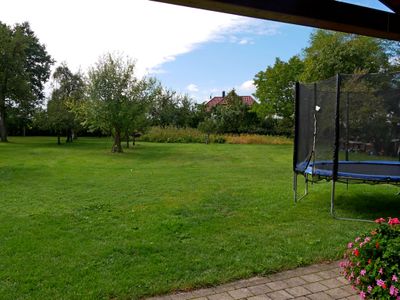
[{"left": 205, "top": 95, "right": 256, "bottom": 108}]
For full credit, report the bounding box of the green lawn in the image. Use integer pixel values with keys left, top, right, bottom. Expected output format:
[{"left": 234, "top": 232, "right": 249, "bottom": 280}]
[{"left": 0, "top": 137, "right": 399, "bottom": 299}]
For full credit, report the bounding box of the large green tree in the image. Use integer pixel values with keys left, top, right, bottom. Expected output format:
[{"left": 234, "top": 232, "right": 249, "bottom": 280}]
[
  {"left": 86, "top": 54, "right": 158, "bottom": 153},
  {"left": 301, "top": 30, "right": 390, "bottom": 82},
  {"left": 0, "top": 21, "right": 53, "bottom": 142},
  {"left": 253, "top": 56, "right": 304, "bottom": 131}
]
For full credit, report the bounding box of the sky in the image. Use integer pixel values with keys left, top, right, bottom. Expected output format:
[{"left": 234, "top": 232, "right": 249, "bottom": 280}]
[{"left": 0, "top": 0, "right": 392, "bottom": 103}]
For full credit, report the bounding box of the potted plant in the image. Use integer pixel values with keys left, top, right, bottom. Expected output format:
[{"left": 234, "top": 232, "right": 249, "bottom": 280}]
[{"left": 341, "top": 217, "right": 400, "bottom": 299}]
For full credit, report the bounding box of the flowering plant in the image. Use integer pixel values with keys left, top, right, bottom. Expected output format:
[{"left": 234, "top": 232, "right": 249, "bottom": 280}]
[{"left": 341, "top": 217, "right": 400, "bottom": 299}]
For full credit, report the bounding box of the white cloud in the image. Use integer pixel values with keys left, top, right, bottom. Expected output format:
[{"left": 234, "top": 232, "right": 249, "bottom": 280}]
[
  {"left": 239, "top": 39, "right": 249, "bottom": 45},
  {"left": 0, "top": 0, "right": 270, "bottom": 77},
  {"left": 238, "top": 80, "right": 256, "bottom": 92},
  {"left": 186, "top": 83, "right": 199, "bottom": 92}
]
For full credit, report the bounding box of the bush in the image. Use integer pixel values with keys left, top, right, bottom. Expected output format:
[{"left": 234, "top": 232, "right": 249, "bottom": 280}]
[
  {"left": 139, "top": 127, "right": 292, "bottom": 145},
  {"left": 224, "top": 134, "right": 292, "bottom": 145},
  {"left": 341, "top": 218, "right": 400, "bottom": 299},
  {"left": 139, "top": 126, "right": 225, "bottom": 144}
]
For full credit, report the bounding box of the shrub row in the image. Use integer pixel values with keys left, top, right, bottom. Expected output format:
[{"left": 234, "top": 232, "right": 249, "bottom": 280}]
[{"left": 139, "top": 127, "right": 292, "bottom": 145}]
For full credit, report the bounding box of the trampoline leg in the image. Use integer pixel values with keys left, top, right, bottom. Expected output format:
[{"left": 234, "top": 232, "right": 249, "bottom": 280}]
[
  {"left": 330, "top": 179, "right": 373, "bottom": 223},
  {"left": 294, "top": 172, "right": 309, "bottom": 203},
  {"left": 293, "top": 173, "right": 298, "bottom": 203},
  {"left": 330, "top": 180, "right": 336, "bottom": 218}
]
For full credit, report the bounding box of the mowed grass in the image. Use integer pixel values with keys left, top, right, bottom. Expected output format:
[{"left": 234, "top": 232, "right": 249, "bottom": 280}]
[{"left": 0, "top": 137, "right": 399, "bottom": 299}]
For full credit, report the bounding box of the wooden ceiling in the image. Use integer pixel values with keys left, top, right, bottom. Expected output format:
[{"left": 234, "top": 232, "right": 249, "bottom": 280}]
[{"left": 151, "top": 0, "right": 400, "bottom": 41}]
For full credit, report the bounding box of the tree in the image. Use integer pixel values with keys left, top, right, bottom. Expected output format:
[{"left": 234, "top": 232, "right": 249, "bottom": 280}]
[
  {"left": 47, "top": 64, "right": 86, "bottom": 144},
  {"left": 149, "top": 88, "right": 178, "bottom": 128},
  {"left": 0, "top": 21, "right": 53, "bottom": 142},
  {"left": 86, "top": 54, "right": 158, "bottom": 153},
  {"left": 253, "top": 56, "right": 304, "bottom": 132},
  {"left": 198, "top": 116, "right": 218, "bottom": 144},
  {"left": 301, "top": 30, "right": 390, "bottom": 82}
]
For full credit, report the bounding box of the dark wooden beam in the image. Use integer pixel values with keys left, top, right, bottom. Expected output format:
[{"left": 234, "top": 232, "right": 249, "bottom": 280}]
[
  {"left": 151, "top": 0, "right": 400, "bottom": 41},
  {"left": 379, "top": 0, "right": 400, "bottom": 14}
]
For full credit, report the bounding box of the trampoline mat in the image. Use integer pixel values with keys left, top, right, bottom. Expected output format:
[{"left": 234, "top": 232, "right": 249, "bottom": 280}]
[{"left": 303, "top": 161, "right": 400, "bottom": 182}]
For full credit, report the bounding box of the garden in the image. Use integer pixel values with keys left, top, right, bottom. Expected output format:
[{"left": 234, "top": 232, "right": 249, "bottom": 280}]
[{"left": 1, "top": 137, "right": 399, "bottom": 299}]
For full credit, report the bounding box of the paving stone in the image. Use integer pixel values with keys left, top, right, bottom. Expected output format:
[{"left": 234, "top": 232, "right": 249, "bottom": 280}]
[
  {"left": 248, "top": 284, "right": 272, "bottom": 295},
  {"left": 190, "top": 288, "right": 215, "bottom": 298},
  {"left": 285, "top": 286, "right": 311, "bottom": 297},
  {"left": 340, "top": 284, "right": 357, "bottom": 295},
  {"left": 170, "top": 292, "right": 193, "bottom": 300},
  {"left": 267, "top": 290, "right": 294, "bottom": 300},
  {"left": 336, "top": 276, "right": 349, "bottom": 285},
  {"left": 228, "top": 288, "right": 253, "bottom": 299},
  {"left": 344, "top": 295, "right": 360, "bottom": 300},
  {"left": 283, "top": 277, "right": 307, "bottom": 288},
  {"left": 292, "top": 297, "right": 309, "bottom": 300},
  {"left": 303, "top": 282, "right": 329, "bottom": 293},
  {"left": 320, "top": 278, "right": 343, "bottom": 289},
  {"left": 325, "top": 287, "right": 352, "bottom": 299},
  {"left": 266, "top": 281, "right": 289, "bottom": 291},
  {"left": 191, "top": 298, "right": 208, "bottom": 300},
  {"left": 247, "top": 295, "right": 272, "bottom": 300},
  {"left": 214, "top": 283, "right": 236, "bottom": 293},
  {"left": 300, "top": 274, "right": 324, "bottom": 283},
  {"left": 207, "top": 292, "right": 234, "bottom": 300},
  {"left": 307, "top": 292, "right": 335, "bottom": 300},
  {"left": 316, "top": 271, "right": 336, "bottom": 279},
  {"left": 250, "top": 278, "right": 273, "bottom": 286}
]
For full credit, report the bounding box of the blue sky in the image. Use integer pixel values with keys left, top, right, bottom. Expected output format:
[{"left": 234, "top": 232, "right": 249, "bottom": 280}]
[
  {"left": 0, "top": 0, "right": 392, "bottom": 103},
  {"left": 156, "top": 22, "right": 313, "bottom": 101}
]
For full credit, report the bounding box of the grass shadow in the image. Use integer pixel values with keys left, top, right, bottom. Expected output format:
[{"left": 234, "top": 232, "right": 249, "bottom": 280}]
[{"left": 334, "top": 188, "right": 400, "bottom": 219}]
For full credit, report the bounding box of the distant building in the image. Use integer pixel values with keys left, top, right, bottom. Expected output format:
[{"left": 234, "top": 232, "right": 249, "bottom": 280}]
[{"left": 205, "top": 91, "right": 256, "bottom": 110}]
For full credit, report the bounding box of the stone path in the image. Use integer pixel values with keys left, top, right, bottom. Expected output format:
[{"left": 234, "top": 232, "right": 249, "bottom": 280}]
[{"left": 146, "top": 261, "right": 360, "bottom": 300}]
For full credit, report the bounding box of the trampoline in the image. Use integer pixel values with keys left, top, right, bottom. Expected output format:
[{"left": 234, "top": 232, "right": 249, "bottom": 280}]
[
  {"left": 293, "top": 72, "right": 400, "bottom": 221},
  {"left": 304, "top": 161, "right": 400, "bottom": 183}
]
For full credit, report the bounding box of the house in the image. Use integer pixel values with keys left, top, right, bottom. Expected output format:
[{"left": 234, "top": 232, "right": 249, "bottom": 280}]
[{"left": 205, "top": 91, "right": 256, "bottom": 110}]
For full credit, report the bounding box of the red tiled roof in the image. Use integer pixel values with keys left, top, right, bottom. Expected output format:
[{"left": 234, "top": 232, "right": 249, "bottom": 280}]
[{"left": 205, "top": 95, "right": 256, "bottom": 109}]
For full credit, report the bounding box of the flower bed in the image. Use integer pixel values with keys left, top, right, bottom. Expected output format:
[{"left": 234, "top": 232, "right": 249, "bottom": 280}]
[{"left": 341, "top": 217, "right": 400, "bottom": 299}]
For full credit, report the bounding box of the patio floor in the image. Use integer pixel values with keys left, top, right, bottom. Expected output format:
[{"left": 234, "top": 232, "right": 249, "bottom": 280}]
[{"left": 146, "top": 261, "right": 359, "bottom": 300}]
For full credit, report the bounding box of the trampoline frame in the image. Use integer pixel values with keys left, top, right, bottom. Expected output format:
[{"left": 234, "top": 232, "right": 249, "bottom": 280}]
[{"left": 293, "top": 74, "right": 399, "bottom": 222}]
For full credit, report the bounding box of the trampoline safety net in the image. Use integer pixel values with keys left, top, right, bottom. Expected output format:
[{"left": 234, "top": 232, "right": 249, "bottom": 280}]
[{"left": 294, "top": 72, "right": 400, "bottom": 184}]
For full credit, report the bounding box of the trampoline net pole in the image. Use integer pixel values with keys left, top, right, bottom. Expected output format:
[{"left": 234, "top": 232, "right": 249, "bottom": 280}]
[{"left": 331, "top": 74, "right": 341, "bottom": 218}]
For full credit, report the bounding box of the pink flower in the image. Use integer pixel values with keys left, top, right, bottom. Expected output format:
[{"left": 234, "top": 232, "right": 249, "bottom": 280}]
[
  {"left": 355, "top": 237, "right": 361, "bottom": 242},
  {"left": 388, "top": 217, "right": 400, "bottom": 225},
  {"left": 377, "top": 279, "right": 387, "bottom": 289},
  {"left": 393, "top": 274, "right": 398, "bottom": 282},
  {"left": 360, "top": 269, "right": 366, "bottom": 276},
  {"left": 390, "top": 285, "right": 399, "bottom": 297},
  {"left": 379, "top": 268, "right": 384, "bottom": 275},
  {"left": 359, "top": 291, "right": 366, "bottom": 299},
  {"left": 375, "top": 217, "right": 386, "bottom": 223},
  {"left": 367, "top": 285, "right": 373, "bottom": 293},
  {"left": 364, "top": 237, "right": 371, "bottom": 243},
  {"left": 348, "top": 242, "right": 354, "bottom": 249}
]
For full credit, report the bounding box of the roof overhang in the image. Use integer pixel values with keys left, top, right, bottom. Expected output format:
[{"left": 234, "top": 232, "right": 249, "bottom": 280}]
[{"left": 151, "top": 0, "right": 400, "bottom": 41}]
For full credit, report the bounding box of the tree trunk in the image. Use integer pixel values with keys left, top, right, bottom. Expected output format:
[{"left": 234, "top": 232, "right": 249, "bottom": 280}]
[
  {"left": 57, "top": 133, "right": 61, "bottom": 145},
  {"left": 66, "top": 128, "right": 73, "bottom": 143},
  {"left": 126, "top": 132, "right": 129, "bottom": 149},
  {"left": 22, "top": 126, "right": 26, "bottom": 137},
  {"left": 0, "top": 99, "right": 8, "bottom": 142},
  {"left": 112, "top": 129, "right": 123, "bottom": 153},
  {"left": 132, "top": 135, "right": 136, "bottom": 146}
]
